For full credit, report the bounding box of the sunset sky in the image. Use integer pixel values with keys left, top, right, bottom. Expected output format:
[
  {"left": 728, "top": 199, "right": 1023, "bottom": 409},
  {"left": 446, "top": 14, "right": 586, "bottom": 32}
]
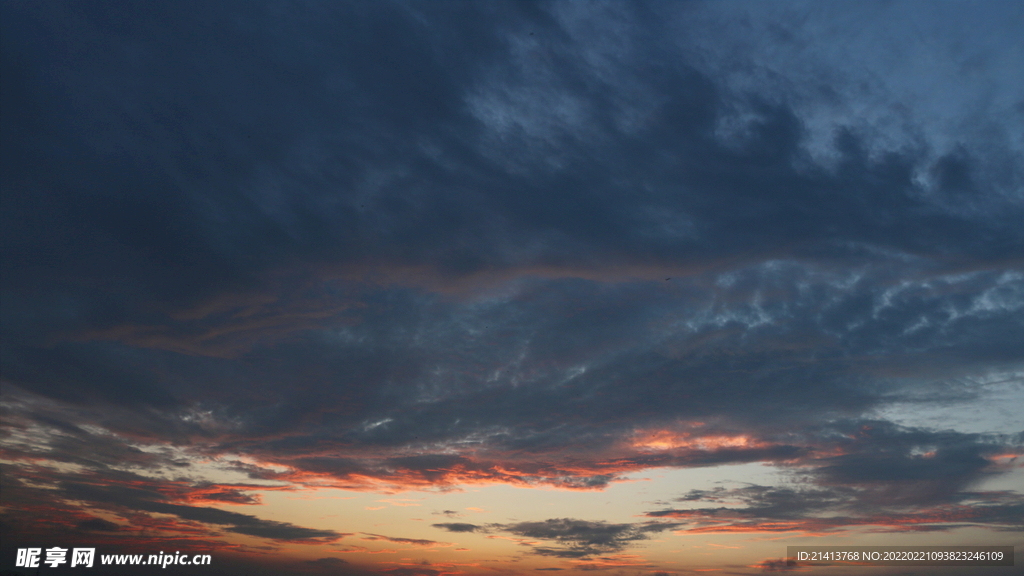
[{"left": 1, "top": 1, "right": 1022, "bottom": 575}]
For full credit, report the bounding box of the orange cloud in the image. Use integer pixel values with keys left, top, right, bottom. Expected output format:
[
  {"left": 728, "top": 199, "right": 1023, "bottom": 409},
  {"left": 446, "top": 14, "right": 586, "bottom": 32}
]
[{"left": 630, "top": 429, "right": 772, "bottom": 452}]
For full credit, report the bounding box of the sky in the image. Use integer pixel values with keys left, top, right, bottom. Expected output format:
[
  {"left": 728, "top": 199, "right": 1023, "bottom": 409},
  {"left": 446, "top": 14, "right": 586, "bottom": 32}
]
[{"left": 1, "top": 1, "right": 1022, "bottom": 575}]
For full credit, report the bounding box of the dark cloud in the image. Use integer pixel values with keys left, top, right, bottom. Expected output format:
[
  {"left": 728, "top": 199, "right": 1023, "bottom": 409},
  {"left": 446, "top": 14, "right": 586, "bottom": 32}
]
[
  {"left": 754, "top": 558, "right": 800, "bottom": 572},
  {"left": 360, "top": 534, "right": 444, "bottom": 547},
  {"left": 493, "top": 518, "right": 650, "bottom": 558},
  {"left": 305, "top": 557, "right": 349, "bottom": 567},
  {"left": 0, "top": 463, "right": 341, "bottom": 544},
  {"left": 638, "top": 420, "right": 1024, "bottom": 532},
  {"left": 3, "top": 1, "right": 1020, "bottom": 357},
  {"left": 638, "top": 423, "right": 1024, "bottom": 535},
  {"left": 189, "top": 484, "right": 262, "bottom": 505},
  {"left": 647, "top": 482, "right": 1024, "bottom": 535},
  {"left": 805, "top": 420, "right": 1017, "bottom": 505},
  {"left": 432, "top": 510, "right": 461, "bottom": 518},
  {"left": 381, "top": 569, "right": 442, "bottom": 576},
  {"left": 431, "top": 523, "right": 480, "bottom": 533},
  {"left": 430, "top": 517, "right": 684, "bottom": 558}
]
